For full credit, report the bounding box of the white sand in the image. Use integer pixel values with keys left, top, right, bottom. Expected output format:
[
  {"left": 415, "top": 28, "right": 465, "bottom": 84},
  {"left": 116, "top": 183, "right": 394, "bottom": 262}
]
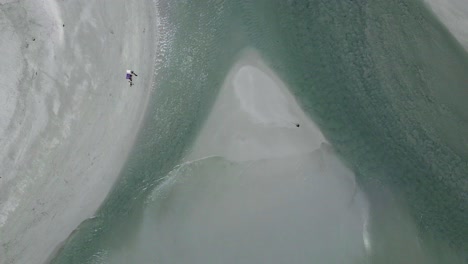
[
  {"left": 0, "top": 1, "right": 163, "bottom": 263},
  {"left": 423, "top": 0, "right": 468, "bottom": 50},
  {"left": 186, "top": 50, "right": 326, "bottom": 162}
]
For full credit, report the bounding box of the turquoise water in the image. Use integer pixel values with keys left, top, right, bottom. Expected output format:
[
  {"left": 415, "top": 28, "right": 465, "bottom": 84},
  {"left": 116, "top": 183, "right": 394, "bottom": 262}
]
[{"left": 51, "top": 0, "right": 467, "bottom": 263}]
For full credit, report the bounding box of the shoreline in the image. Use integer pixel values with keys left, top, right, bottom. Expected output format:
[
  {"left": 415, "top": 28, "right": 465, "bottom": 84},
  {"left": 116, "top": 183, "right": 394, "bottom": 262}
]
[{"left": 0, "top": 1, "right": 159, "bottom": 263}]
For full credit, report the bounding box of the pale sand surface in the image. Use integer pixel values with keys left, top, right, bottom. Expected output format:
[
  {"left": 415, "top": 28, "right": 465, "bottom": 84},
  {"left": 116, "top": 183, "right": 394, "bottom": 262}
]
[
  {"left": 0, "top": 1, "right": 158, "bottom": 263},
  {"left": 423, "top": 0, "right": 468, "bottom": 50},
  {"left": 186, "top": 49, "right": 327, "bottom": 162}
]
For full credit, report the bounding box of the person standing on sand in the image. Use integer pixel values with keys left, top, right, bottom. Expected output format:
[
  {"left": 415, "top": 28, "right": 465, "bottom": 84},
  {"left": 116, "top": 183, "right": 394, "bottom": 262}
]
[{"left": 126, "top": 70, "right": 138, "bottom": 86}]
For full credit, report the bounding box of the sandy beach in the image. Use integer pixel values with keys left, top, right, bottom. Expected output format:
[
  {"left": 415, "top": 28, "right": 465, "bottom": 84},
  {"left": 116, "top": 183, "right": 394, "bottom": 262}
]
[
  {"left": 0, "top": 0, "right": 158, "bottom": 263},
  {"left": 186, "top": 49, "right": 327, "bottom": 162}
]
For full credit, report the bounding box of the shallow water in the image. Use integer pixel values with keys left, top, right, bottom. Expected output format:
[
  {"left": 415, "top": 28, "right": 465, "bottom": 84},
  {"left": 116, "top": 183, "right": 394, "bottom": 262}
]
[
  {"left": 110, "top": 152, "right": 369, "bottom": 264},
  {"left": 51, "top": 0, "right": 468, "bottom": 263}
]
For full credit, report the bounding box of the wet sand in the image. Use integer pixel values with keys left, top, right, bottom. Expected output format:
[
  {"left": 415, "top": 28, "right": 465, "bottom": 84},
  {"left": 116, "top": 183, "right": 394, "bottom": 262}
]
[{"left": 0, "top": 1, "right": 156, "bottom": 263}]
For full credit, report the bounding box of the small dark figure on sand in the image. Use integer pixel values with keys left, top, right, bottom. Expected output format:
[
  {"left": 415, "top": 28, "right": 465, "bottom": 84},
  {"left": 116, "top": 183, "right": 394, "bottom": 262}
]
[{"left": 126, "top": 70, "right": 138, "bottom": 86}]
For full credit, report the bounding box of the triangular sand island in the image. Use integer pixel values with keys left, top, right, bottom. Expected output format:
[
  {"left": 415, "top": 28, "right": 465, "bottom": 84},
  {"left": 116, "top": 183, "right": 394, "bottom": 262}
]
[{"left": 137, "top": 50, "right": 372, "bottom": 263}]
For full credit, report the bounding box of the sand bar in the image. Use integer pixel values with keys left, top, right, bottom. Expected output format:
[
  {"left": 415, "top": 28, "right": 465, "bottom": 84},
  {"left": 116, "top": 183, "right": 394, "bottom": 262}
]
[
  {"left": 186, "top": 49, "right": 327, "bottom": 162},
  {"left": 149, "top": 49, "right": 371, "bottom": 263}
]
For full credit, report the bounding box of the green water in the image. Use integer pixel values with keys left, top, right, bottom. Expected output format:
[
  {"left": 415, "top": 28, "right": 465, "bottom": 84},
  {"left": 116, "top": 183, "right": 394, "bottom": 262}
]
[{"left": 51, "top": 0, "right": 468, "bottom": 263}]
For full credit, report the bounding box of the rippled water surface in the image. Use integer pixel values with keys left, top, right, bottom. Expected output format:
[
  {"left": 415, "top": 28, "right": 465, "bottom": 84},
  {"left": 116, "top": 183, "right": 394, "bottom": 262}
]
[{"left": 51, "top": 1, "right": 468, "bottom": 263}]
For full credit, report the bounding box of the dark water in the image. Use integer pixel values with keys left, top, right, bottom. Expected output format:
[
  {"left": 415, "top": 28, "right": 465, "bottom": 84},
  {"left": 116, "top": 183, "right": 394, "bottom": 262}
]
[{"left": 51, "top": 0, "right": 468, "bottom": 263}]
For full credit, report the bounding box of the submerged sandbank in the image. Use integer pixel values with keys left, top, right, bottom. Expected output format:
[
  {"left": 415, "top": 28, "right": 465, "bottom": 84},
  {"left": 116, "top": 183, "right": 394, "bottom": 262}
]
[
  {"left": 0, "top": 1, "right": 158, "bottom": 263},
  {"left": 130, "top": 50, "right": 373, "bottom": 263}
]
